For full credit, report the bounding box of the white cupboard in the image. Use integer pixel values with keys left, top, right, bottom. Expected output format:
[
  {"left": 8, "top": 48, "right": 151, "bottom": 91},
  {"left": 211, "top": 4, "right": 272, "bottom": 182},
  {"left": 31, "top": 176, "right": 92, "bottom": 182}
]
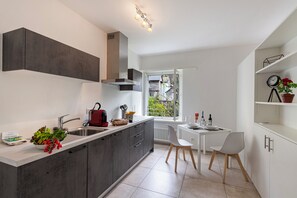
[{"left": 237, "top": 8, "right": 297, "bottom": 198}]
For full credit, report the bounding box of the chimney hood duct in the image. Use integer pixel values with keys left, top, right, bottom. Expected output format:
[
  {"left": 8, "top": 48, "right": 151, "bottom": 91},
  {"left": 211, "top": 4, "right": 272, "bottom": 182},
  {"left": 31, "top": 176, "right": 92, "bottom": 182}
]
[{"left": 101, "top": 32, "right": 136, "bottom": 85}]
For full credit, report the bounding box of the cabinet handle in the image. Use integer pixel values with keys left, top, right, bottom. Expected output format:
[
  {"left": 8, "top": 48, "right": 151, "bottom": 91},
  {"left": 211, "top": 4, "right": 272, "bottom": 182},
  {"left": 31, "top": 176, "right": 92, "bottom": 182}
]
[
  {"left": 268, "top": 138, "right": 274, "bottom": 152},
  {"left": 134, "top": 142, "right": 142, "bottom": 148},
  {"left": 264, "top": 135, "right": 269, "bottom": 149},
  {"left": 134, "top": 133, "right": 142, "bottom": 138},
  {"left": 69, "top": 145, "right": 86, "bottom": 154}
]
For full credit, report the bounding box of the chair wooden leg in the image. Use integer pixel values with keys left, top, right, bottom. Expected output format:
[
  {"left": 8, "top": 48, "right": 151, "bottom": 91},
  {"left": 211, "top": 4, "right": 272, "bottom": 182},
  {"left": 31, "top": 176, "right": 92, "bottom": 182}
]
[
  {"left": 227, "top": 155, "right": 229, "bottom": 169},
  {"left": 223, "top": 154, "right": 228, "bottom": 184},
  {"left": 235, "top": 154, "right": 249, "bottom": 182},
  {"left": 175, "top": 147, "right": 179, "bottom": 172},
  {"left": 208, "top": 150, "right": 216, "bottom": 170},
  {"left": 166, "top": 144, "right": 173, "bottom": 163},
  {"left": 183, "top": 148, "right": 186, "bottom": 161},
  {"left": 189, "top": 148, "right": 197, "bottom": 169}
]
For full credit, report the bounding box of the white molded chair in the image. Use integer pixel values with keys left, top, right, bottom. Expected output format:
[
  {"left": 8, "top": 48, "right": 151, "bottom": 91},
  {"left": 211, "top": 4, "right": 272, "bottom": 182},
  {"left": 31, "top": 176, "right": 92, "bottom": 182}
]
[
  {"left": 165, "top": 125, "right": 196, "bottom": 172},
  {"left": 208, "top": 132, "right": 249, "bottom": 183}
]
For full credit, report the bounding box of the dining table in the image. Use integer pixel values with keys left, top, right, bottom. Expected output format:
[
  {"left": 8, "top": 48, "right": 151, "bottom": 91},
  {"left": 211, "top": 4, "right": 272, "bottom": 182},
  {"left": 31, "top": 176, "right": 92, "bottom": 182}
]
[{"left": 177, "top": 124, "right": 231, "bottom": 173}]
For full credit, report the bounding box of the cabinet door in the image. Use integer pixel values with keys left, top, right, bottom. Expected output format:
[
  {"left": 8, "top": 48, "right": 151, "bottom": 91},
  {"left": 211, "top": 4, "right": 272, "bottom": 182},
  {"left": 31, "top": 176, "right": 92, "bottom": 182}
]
[
  {"left": 112, "top": 129, "right": 130, "bottom": 182},
  {"left": 88, "top": 136, "right": 113, "bottom": 198},
  {"left": 19, "top": 144, "right": 87, "bottom": 198},
  {"left": 270, "top": 134, "right": 297, "bottom": 198},
  {"left": 65, "top": 144, "right": 88, "bottom": 198},
  {"left": 144, "top": 120, "right": 154, "bottom": 154},
  {"left": 250, "top": 125, "right": 270, "bottom": 198}
]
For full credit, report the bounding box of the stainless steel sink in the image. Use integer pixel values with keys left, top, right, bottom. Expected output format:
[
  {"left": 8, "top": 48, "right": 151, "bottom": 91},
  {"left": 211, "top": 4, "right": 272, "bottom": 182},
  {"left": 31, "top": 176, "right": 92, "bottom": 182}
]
[{"left": 67, "top": 128, "right": 108, "bottom": 136}]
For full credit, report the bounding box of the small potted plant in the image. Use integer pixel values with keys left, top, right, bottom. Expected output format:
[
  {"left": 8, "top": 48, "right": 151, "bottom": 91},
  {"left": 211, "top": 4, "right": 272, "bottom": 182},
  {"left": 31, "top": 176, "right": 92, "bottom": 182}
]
[
  {"left": 30, "top": 126, "right": 66, "bottom": 154},
  {"left": 277, "top": 77, "right": 297, "bottom": 103}
]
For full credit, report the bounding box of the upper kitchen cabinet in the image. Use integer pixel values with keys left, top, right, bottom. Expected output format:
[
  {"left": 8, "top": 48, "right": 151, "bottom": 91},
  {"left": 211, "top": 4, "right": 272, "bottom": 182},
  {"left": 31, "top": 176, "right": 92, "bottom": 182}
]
[
  {"left": 120, "top": 69, "right": 143, "bottom": 91},
  {"left": 3, "top": 28, "right": 100, "bottom": 82}
]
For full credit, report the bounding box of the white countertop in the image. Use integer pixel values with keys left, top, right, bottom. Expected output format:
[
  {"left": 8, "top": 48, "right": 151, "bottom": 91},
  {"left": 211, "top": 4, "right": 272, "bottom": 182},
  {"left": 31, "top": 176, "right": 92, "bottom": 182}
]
[{"left": 0, "top": 116, "right": 153, "bottom": 167}]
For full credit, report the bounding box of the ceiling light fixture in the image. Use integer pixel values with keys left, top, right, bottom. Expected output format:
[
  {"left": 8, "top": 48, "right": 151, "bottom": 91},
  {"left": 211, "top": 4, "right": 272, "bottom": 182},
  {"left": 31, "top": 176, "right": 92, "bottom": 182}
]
[{"left": 135, "top": 6, "right": 153, "bottom": 32}]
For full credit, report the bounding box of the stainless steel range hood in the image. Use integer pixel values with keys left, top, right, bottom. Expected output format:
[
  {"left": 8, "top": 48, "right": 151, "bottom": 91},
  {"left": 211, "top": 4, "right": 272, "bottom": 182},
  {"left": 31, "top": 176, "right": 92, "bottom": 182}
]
[{"left": 101, "top": 32, "right": 136, "bottom": 85}]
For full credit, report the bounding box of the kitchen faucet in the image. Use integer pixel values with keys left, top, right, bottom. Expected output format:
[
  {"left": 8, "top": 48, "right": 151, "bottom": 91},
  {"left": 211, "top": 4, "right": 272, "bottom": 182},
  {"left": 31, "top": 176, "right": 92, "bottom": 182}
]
[{"left": 58, "top": 114, "right": 80, "bottom": 129}]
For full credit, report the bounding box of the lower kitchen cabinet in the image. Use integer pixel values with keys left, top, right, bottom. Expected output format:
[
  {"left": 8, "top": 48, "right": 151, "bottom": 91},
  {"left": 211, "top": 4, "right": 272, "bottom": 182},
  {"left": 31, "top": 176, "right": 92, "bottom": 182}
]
[
  {"left": 19, "top": 144, "right": 87, "bottom": 198},
  {"left": 0, "top": 119, "right": 154, "bottom": 198},
  {"left": 250, "top": 124, "right": 297, "bottom": 198},
  {"left": 112, "top": 128, "right": 130, "bottom": 182},
  {"left": 88, "top": 135, "right": 112, "bottom": 198},
  {"left": 144, "top": 120, "right": 154, "bottom": 154}
]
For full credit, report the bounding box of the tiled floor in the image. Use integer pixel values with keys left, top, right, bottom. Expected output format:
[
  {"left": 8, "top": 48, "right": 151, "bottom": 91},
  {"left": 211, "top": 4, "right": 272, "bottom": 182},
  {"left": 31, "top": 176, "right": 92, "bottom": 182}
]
[{"left": 106, "top": 144, "right": 261, "bottom": 198}]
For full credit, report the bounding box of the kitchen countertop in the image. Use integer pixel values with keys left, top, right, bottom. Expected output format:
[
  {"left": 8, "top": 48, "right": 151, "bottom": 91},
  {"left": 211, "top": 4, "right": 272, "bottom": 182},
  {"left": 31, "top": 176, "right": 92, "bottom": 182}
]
[{"left": 0, "top": 116, "right": 153, "bottom": 167}]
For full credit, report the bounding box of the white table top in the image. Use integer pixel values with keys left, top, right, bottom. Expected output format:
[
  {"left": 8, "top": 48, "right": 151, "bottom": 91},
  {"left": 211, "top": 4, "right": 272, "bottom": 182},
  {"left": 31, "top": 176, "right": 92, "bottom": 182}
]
[{"left": 178, "top": 124, "right": 231, "bottom": 135}]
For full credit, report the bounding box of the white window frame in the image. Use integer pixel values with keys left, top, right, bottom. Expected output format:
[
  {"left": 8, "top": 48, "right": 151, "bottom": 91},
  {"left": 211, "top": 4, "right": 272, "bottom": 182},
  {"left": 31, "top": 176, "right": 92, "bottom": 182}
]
[{"left": 143, "top": 69, "right": 182, "bottom": 121}]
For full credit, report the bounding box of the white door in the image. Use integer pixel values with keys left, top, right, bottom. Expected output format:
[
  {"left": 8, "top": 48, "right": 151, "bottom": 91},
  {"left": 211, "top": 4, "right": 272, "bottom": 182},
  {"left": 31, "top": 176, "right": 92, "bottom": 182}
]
[
  {"left": 269, "top": 133, "right": 297, "bottom": 198},
  {"left": 250, "top": 125, "right": 270, "bottom": 198}
]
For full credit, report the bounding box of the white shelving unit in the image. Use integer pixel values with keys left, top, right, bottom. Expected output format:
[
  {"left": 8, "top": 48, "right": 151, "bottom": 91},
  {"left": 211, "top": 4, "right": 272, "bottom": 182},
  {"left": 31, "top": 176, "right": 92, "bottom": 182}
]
[
  {"left": 256, "top": 50, "right": 297, "bottom": 74},
  {"left": 254, "top": 8, "right": 297, "bottom": 142}
]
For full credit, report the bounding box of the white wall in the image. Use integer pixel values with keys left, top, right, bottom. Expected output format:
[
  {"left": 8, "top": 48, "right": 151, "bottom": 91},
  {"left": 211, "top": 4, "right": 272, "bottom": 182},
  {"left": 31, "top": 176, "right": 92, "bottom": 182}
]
[
  {"left": 0, "top": 0, "right": 136, "bottom": 137},
  {"left": 140, "top": 45, "right": 256, "bottom": 149}
]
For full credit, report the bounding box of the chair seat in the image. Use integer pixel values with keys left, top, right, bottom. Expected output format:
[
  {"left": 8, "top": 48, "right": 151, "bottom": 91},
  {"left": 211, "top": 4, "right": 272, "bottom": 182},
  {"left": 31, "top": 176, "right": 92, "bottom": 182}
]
[
  {"left": 210, "top": 146, "right": 222, "bottom": 151},
  {"left": 174, "top": 139, "right": 193, "bottom": 147}
]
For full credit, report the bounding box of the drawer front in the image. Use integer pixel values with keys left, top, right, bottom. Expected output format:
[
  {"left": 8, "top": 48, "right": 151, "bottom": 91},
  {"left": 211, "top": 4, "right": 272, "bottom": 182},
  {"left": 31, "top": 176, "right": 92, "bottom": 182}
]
[
  {"left": 129, "top": 131, "right": 144, "bottom": 146},
  {"left": 129, "top": 141, "right": 144, "bottom": 166},
  {"left": 130, "top": 123, "right": 144, "bottom": 137}
]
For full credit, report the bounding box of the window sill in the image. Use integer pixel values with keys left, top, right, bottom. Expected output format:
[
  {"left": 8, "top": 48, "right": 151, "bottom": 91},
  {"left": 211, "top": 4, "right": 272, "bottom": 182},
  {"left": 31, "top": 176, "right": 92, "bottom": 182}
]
[{"left": 154, "top": 119, "right": 184, "bottom": 124}]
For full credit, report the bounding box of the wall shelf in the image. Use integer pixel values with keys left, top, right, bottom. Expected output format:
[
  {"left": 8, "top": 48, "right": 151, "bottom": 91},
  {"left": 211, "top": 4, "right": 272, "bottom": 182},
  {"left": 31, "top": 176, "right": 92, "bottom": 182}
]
[
  {"left": 255, "top": 101, "right": 297, "bottom": 106},
  {"left": 256, "top": 50, "right": 297, "bottom": 74}
]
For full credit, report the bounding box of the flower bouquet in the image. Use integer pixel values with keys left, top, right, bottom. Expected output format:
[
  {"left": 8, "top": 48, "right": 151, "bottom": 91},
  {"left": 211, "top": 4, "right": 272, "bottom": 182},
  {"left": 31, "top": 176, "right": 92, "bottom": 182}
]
[
  {"left": 30, "top": 126, "right": 66, "bottom": 154},
  {"left": 277, "top": 77, "right": 297, "bottom": 103}
]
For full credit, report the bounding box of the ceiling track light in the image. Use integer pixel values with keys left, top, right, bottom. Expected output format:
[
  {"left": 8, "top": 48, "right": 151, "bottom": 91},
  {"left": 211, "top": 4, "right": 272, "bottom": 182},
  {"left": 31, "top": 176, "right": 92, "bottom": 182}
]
[{"left": 135, "top": 6, "right": 153, "bottom": 32}]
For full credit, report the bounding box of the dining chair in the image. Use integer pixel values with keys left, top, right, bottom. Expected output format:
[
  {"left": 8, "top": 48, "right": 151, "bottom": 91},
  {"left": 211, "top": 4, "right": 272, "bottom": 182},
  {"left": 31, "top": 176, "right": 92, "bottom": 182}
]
[
  {"left": 165, "top": 125, "right": 197, "bottom": 172},
  {"left": 208, "top": 132, "right": 249, "bottom": 184}
]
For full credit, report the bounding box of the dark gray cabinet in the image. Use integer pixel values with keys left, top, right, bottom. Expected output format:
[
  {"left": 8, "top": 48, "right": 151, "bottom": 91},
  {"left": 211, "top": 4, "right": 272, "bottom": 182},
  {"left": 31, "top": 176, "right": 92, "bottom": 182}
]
[
  {"left": 111, "top": 129, "right": 130, "bottom": 182},
  {"left": 19, "top": 144, "right": 87, "bottom": 198},
  {"left": 129, "top": 124, "right": 144, "bottom": 166},
  {"left": 88, "top": 135, "right": 113, "bottom": 198},
  {"left": 0, "top": 120, "right": 154, "bottom": 198},
  {"left": 144, "top": 120, "right": 154, "bottom": 154},
  {"left": 3, "top": 28, "right": 100, "bottom": 81},
  {"left": 120, "top": 69, "right": 143, "bottom": 91}
]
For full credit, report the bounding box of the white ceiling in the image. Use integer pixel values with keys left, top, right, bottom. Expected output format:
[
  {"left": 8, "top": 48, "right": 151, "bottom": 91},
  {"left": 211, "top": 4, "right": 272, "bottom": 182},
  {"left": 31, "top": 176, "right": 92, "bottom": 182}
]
[{"left": 60, "top": 0, "right": 297, "bottom": 56}]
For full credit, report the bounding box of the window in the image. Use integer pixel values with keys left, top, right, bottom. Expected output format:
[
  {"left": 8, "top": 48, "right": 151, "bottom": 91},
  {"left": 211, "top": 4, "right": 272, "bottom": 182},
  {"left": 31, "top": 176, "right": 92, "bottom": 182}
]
[{"left": 144, "top": 69, "right": 181, "bottom": 120}]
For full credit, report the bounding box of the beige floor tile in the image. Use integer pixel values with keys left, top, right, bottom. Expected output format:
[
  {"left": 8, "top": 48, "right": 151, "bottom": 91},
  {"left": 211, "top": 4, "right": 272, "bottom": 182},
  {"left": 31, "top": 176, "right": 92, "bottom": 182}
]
[
  {"left": 225, "top": 185, "right": 260, "bottom": 198},
  {"left": 154, "top": 144, "right": 170, "bottom": 150},
  {"left": 185, "top": 162, "right": 223, "bottom": 183},
  {"left": 179, "top": 177, "right": 226, "bottom": 198},
  {"left": 139, "top": 170, "right": 184, "bottom": 197},
  {"left": 220, "top": 167, "right": 254, "bottom": 190},
  {"left": 139, "top": 154, "right": 161, "bottom": 168},
  {"left": 122, "top": 166, "right": 151, "bottom": 187},
  {"left": 152, "top": 148, "right": 168, "bottom": 157},
  {"left": 153, "top": 157, "right": 188, "bottom": 175},
  {"left": 106, "top": 183, "right": 136, "bottom": 198},
  {"left": 132, "top": 188, "right": 172, "bottom": 198}
]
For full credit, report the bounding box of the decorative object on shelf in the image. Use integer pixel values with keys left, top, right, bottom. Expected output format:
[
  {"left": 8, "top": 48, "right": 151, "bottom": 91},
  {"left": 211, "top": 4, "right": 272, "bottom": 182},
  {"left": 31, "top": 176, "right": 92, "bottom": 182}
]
[
  {"left": 135, "top": 5, "right": 153, "bottom": 32},
  {"left": 277, "top": 77, "right": 297, "bottom": 103},
  {"left": 30, "top": 126, "right": 66, "bottom": 154},
  {"left": 263, "top": 54, "right": 284, "bottom": 68},
  {"left": 267, "top": 75, "right": 282, "bottom": 102}
]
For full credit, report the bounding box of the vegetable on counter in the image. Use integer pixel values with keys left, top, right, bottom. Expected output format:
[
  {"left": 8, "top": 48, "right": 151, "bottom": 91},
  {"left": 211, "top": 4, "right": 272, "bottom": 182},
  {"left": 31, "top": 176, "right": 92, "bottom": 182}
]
[{"left": 30, "top": 126, "right": 66, "bottom": 154}]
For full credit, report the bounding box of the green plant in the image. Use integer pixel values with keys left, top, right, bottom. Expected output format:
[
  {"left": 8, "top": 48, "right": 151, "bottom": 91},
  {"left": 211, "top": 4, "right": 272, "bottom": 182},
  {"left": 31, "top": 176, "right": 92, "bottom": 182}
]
[
  {"left": 278, "top": 78, "right": 297, "bottom": 94},
  {"left": 30, "top": 126, "right": 66, "bottom": 153}
]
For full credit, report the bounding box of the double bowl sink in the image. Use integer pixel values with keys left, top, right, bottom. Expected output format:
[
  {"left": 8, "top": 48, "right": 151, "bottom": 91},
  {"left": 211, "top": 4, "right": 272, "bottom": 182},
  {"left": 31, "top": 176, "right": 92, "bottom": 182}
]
[{"left": 67, "top": 127, "right": 108, "bottom": 136}]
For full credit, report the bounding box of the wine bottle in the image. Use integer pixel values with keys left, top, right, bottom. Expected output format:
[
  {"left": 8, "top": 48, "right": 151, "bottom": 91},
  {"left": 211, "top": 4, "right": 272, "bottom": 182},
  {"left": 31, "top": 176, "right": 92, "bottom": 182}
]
[{"left": 208, "top": 114, "right": 212, "bottom": 126}]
